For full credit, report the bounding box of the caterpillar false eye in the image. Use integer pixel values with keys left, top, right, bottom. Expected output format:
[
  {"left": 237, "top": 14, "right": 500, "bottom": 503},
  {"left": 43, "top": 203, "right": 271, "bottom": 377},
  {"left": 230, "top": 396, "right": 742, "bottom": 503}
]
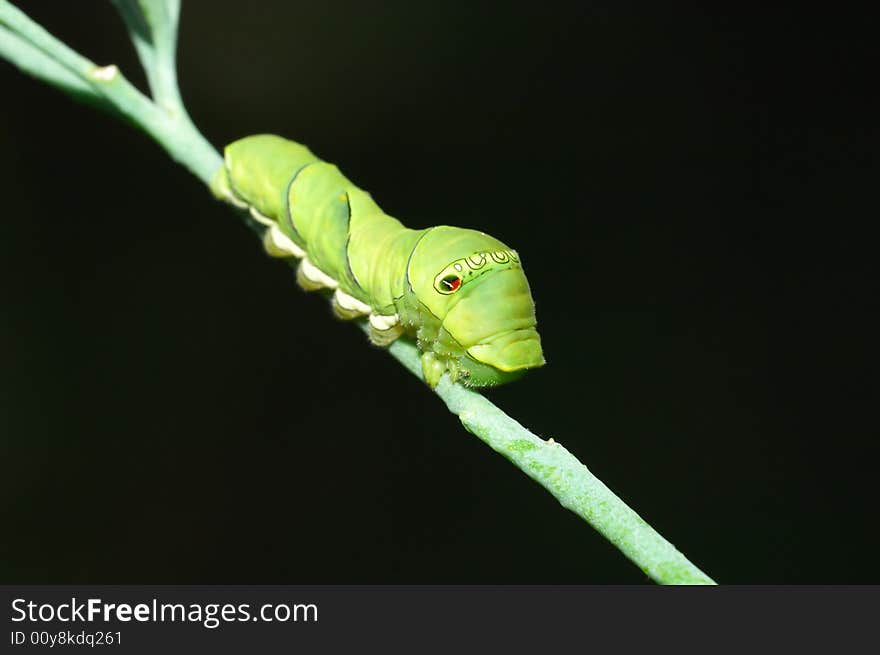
[
  {"left": 211, "top": 134, "right": 545, "bottom": 388},
  {"left": 439, "top": 275, "right": 462, "bottom": 294}
]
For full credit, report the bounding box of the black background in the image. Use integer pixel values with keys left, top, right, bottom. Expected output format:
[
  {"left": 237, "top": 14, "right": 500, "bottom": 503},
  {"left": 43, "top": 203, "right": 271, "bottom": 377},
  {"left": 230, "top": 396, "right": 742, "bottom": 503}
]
[{"left": 1, "top": 2, "right": 876, "bottom": 583}]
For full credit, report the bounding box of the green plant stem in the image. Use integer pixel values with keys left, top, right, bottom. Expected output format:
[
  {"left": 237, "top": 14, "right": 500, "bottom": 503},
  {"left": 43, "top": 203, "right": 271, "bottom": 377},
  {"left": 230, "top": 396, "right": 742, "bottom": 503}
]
[
  {"left": 0, "top": 0, "right": 219, "bottom": 181},
  {"left": 386, "top": 332, "right": 715, "bottom": 584},
  {"left": 111, "top": 0, "right": 184, "bottom": 112},
  {"left": 0, "top": 0, "right": 716, "bottom": 584},
  {"left": 0, "top": 22, "right": 102, "bottom": 103}
]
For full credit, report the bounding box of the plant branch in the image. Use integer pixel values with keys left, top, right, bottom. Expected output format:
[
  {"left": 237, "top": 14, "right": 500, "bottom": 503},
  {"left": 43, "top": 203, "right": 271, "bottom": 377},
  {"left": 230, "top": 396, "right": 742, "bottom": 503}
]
[
  {"left": 0, "top": 0, "right": 219, "bottom": 180},
  {"left": 111, "top": 0, "right": 184, "bottom": 112},
  {"left": 0, "top": 22, "right": 104, "bottom": 104},
  {"left": 0, "top": 0, "right": 716, "bottom": 584},
  {"left": 384, "top": 331, "right": 715, "bottom": 584}
]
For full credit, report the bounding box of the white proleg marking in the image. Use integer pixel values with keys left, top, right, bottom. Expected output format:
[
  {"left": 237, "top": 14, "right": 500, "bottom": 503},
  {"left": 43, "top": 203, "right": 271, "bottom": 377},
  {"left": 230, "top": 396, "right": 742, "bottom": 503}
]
[
  {"left": 300, "top": 258, "right": 338, "bottom": 289},
  {"left": 249, "top": 206, "right": 275, "bottom": 227},
  {"left": 334, "top": 289, "right": 372, "bottom": 315},
  {"left": 265, "top": 224, "right": 305, "bottom": 258},
  {"left": 369, "top": 313, "right": 400, "bottom": 331},
  {"left": 223, "top": 190, "right": 248, "bottom": 209}
]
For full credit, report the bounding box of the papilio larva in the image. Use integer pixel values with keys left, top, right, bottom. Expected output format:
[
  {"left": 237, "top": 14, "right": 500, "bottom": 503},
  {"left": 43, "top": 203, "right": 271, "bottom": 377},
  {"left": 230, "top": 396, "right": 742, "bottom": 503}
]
[{"left": 211, "top": 134, "right": 544, "bottom": 387}]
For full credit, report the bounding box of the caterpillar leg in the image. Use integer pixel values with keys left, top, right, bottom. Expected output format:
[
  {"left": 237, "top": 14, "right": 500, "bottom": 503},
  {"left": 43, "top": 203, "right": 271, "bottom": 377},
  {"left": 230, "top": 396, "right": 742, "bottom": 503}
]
[
  {"left": 210, "top": 166, "right": 248, "bottom": 209},
  {"left": 248, "top": 206, "right": 275, "bottom": 227},
  {"left": 420, "top": 352, "right": 446, "bottom": 389},
  {"left": 263, "top": 224, "right": 305, "bottom": 258},
  {"left": 369, "top": 313, "right": 404, "bottom": 346},
  {"left": 332, "top": 289, "right": 371, "bottom": 320},
  {"left": 296, "top": 258, "right": 338, "bottom": 292}
]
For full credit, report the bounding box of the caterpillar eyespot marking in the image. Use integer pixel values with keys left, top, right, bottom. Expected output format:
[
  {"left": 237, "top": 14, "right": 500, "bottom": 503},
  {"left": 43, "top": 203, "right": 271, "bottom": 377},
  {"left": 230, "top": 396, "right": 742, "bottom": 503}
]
[
  {"left": 432, "top": 249, "right": 520, "bottom": 296},
  {"left": 211, "top": 134, "right": 545, "bottom": 387},
  {"left": 438, "top": 275, "right": 462, "bottom": 294}
]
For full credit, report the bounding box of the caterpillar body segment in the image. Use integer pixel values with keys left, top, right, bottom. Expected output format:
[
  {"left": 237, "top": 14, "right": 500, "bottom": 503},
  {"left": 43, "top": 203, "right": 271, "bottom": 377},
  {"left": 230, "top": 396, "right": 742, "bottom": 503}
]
[{"left": 211, "top": 134, "right": 544, "bottom": 387}]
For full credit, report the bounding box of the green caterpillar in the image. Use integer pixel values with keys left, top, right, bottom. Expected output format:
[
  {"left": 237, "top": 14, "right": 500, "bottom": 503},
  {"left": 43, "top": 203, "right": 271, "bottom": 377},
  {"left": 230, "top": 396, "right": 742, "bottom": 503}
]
[{"left": 211, "top": 134, "right": 544, "bottom": 388}]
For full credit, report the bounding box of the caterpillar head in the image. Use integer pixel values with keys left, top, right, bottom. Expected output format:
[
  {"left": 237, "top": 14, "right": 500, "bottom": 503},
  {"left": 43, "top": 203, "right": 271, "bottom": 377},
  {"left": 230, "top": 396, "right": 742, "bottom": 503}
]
[{"left": 408, "top": 227, "right": 545, "bottom": 387}]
